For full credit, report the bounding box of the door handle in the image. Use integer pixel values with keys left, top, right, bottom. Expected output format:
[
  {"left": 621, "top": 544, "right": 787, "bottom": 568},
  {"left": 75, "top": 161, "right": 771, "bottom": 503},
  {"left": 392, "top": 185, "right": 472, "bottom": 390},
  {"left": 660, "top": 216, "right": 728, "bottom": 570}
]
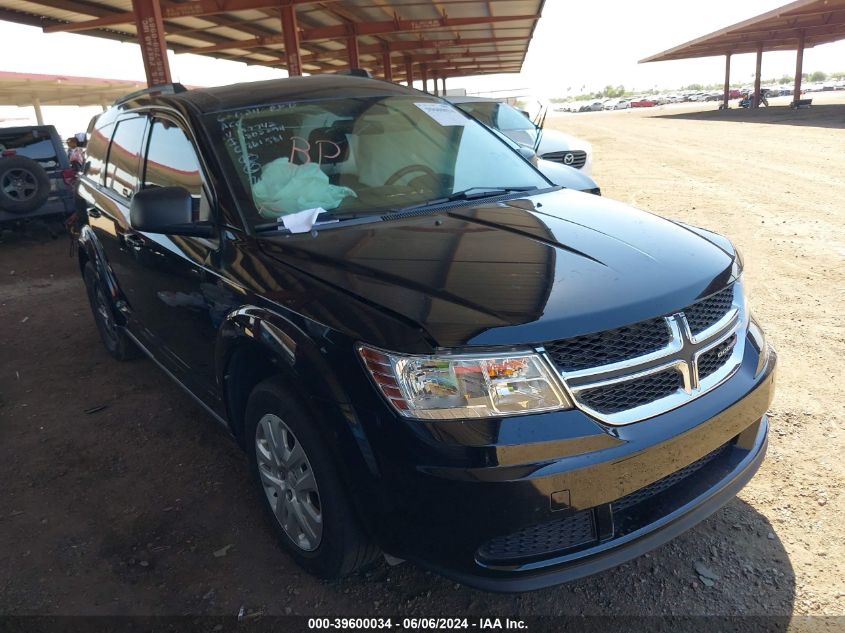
[{"left": 124, "top": 234, "right": 144, "bottom": 250}]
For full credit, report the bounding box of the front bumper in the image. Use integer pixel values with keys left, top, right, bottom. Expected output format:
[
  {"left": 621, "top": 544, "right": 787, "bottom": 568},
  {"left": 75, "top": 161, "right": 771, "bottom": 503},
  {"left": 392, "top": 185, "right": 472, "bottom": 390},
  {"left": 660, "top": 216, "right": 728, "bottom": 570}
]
[{"left": 361, "top": 343, "right": 776, "bottom": 592}]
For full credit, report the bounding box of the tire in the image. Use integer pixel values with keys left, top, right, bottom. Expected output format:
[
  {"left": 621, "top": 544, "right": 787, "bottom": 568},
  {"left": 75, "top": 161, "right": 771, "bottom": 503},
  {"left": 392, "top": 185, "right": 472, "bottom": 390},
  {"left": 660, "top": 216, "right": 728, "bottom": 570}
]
[
  {"left": 82, "top": 262, "right": 140, "bottom": 361},
  {"left": 245, "top": 376, "right": 380, "bottom": 579},
  {"left": 0, "top": 156, "right": 51, "bottom": 214}
]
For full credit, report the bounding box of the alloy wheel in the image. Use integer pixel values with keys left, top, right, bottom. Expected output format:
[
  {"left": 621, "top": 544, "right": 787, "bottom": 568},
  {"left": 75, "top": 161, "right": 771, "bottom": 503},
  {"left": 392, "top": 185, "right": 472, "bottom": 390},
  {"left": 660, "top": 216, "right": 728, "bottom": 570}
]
[
  {"left": 1, "top": 168, "right": 38, "bottom": 201},
  {"left": 255, "top": 413, "right": 323, "bottom": 551}
]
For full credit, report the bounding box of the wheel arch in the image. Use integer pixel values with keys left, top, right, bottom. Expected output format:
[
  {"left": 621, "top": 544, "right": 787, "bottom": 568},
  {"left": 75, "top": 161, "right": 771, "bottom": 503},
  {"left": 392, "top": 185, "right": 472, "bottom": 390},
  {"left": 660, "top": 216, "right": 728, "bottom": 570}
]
[
  {"left": 77, "top": 224, "right": 125, "bottom": 324},
  {"left": 215, "top": 306, "right": 382, "bottom": 479}
]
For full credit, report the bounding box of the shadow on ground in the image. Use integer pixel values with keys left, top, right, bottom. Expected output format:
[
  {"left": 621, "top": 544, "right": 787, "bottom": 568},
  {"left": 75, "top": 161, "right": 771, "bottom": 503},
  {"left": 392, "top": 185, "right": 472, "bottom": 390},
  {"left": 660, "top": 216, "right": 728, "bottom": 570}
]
[{"left": 653, "top": 103, "right": 845, "bottom": 129}]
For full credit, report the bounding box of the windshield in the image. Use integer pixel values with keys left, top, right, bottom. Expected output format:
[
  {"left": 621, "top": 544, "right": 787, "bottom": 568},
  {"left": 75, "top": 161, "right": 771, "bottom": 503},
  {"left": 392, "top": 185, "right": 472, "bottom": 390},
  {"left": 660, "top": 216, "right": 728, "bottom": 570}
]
[{"left": 206, "top": 96, "right": 548, "bottom": 228}]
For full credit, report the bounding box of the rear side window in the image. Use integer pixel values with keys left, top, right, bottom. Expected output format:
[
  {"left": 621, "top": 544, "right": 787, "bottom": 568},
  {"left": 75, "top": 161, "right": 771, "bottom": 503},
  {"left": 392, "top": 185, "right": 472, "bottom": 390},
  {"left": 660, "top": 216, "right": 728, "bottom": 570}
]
[
  {"left": 105, "top": 116, "right": 147, "bottom": 199},
  {"left": 144, "top": 118, "right": 207, "bottom": 220},
  {"left": 85, "top": 123, "right": 113, "bottom": 185},
  {"left": 0, "top": 129, "right": 59, "bottom": 167}
]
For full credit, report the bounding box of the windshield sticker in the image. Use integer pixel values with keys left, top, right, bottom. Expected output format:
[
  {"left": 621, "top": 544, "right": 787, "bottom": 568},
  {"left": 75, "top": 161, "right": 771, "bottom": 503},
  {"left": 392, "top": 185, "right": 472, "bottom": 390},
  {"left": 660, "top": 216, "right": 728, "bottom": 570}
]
[{"left": 414, "top": 102, "right": 467, "bottom": 126}]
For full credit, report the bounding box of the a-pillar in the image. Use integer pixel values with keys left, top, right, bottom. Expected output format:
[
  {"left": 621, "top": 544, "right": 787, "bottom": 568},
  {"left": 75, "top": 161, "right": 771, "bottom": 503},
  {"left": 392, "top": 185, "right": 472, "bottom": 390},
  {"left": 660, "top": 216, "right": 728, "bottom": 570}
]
[
  {"left": 131, "top": 0, "right": 172, "bottom": 86},
  {"left": 793, "top": 30, "right": 806, "bottom": 105},
  {"left": 32, "top": 98, "right": 44, "bottom": 125},
  {"left": 280, "top": 1, "right": 302, "bottom": 76}
]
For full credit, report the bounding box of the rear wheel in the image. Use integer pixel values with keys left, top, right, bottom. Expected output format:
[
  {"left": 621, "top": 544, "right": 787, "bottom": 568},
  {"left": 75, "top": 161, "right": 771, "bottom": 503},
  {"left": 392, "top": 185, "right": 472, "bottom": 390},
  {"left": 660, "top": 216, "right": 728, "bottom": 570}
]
[
  {"left": 0, "top": 156, "right": 51, "bottom": 214},
  {"left": 82, "top": 262, "right": 139, "bottom": 361},
  {"left": 245, "top": 376, "right": 380, "bottom": 578}
]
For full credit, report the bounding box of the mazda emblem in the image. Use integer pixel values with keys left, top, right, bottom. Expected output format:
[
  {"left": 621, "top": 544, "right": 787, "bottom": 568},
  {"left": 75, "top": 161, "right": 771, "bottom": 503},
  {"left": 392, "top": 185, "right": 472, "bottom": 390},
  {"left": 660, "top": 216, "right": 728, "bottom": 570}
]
[{"left": 563, "top": 153, "right": 575, "bottom": 165}]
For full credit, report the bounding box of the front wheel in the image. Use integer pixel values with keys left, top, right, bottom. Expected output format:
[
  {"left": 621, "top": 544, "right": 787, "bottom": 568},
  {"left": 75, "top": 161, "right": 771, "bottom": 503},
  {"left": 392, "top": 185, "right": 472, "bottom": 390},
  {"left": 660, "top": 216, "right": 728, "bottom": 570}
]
[
  {"left": 82, "top": 262, "right": 139, "bottom": 361},
  {"left": 245, "top": 376, "right": 380, "bottom": 578}
]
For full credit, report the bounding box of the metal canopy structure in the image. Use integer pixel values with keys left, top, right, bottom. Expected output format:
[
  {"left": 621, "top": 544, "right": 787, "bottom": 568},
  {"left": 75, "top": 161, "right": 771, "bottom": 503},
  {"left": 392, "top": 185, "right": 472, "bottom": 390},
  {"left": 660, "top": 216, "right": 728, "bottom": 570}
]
[
  {"left": 0, "top": 0, "right": 545, "bottom": 92},
  {"left": 640, "top": 0, "right": 845, "bottom": 108},
  {"left": 0, "top": 70, "right": 148, "bottom": 124}
]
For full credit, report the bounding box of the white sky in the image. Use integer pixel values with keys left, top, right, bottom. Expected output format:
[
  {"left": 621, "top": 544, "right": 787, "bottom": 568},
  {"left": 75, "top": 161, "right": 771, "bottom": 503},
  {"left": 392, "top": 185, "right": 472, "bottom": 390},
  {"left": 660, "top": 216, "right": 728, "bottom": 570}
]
[{"left": 1, "top": 0, "right": 844, "bottom": 136}]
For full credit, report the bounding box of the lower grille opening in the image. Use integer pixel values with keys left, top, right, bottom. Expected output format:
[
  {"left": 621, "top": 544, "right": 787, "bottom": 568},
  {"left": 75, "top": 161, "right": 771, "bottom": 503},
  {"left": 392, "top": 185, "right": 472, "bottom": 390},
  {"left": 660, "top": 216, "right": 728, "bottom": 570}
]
[
  {"left": 476, "top": 510, "right": 596, "bottom": 563},
  {"left": 476, "top": 440, "right": 735, "bottom": 566},
  {"left": 611, "top": 442, "right": 731, "bottom": 513}
]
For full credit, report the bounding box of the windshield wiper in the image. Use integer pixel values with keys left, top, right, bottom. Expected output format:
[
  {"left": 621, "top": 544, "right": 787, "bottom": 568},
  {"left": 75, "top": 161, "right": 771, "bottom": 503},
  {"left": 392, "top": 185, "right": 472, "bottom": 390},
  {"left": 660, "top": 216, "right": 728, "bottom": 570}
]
[
  {"left": 253, "top": 186, "right": 541, "bottom": 233},
  {"left": 392, "top": 186, "right": 539, "bottom": 214}
]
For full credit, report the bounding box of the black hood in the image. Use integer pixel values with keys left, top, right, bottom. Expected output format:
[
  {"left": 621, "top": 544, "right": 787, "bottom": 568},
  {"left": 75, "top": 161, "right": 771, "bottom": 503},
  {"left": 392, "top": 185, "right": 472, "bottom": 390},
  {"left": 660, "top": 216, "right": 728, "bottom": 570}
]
[{"left": 258, "top": 189, "right": 738, "bottom": 349}]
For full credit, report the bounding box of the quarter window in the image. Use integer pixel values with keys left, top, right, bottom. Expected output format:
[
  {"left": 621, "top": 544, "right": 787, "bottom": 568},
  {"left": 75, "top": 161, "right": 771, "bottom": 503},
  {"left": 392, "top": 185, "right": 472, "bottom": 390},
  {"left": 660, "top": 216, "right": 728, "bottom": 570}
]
[{"left": 105, "top": 117, "right": 147, "bottom": 198}]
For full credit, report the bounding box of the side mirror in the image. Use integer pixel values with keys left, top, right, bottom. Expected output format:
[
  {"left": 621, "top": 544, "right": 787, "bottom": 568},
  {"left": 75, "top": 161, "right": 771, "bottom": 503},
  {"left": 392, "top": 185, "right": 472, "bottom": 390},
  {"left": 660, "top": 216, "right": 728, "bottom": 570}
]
[
  {"left": 516, "top": 146, "right": 537, "bottom": 161},
  {"left": 130, "top": 186, "right": 213, "bottom": 237}
]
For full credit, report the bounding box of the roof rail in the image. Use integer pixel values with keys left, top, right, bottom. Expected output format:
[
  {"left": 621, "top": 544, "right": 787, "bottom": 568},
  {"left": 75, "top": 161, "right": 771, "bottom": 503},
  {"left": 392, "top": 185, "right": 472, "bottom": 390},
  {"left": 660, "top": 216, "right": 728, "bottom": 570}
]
[
  {"left": 333, "top": 68, "right": 372, "bottom": 78},
  {"left": 112, "top": 83, "right": 187, "bottom": 106}
]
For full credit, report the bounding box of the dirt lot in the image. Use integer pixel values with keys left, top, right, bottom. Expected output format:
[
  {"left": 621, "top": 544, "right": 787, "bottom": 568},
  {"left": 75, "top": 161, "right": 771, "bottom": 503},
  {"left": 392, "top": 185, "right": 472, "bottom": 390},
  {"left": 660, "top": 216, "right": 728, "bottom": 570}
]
[{"left": 1, "top": 100, "right": 843, "bottom": 621}]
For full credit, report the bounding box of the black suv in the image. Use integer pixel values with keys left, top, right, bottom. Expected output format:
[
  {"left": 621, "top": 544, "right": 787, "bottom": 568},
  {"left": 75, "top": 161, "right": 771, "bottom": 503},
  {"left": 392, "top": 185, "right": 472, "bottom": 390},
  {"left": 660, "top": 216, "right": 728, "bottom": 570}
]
[
  {"left": 75, "top": 77, "right": 775, "bottom": 591},
  {"left": 0, "top": 125, "right": 75, "bottom": 222}
]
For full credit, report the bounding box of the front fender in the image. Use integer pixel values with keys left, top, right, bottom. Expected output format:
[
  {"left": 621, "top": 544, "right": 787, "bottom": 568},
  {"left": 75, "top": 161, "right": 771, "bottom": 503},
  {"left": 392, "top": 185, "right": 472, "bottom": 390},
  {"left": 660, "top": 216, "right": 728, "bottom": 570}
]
[{"left": 215, "top": 305, "right": 381, "bottom": 478}]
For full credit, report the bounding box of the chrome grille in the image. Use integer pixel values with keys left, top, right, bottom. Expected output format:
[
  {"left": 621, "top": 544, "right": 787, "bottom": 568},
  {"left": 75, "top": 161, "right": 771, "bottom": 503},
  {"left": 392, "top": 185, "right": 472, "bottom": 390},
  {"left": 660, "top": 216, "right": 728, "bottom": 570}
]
[
  {"left": 477, "top": 509, "right": 596, "bottom": 563},
  {"left": 577, "top": 367, "right": 682, "bottom": 414},
  {"left": 546, "top": 318, "right": 671, "bottom": 372},
  {"left": 540, "top": 149, "right": 587, "bottom": 169},
  {"left": 685, "top": 286, "right": 735, "bottom": 334},
  {"left": 697, "top": 334, "right": 737, "bottom": 380},
  {"left": 548, "top": 283, "right": 745, "bottom": 425}
]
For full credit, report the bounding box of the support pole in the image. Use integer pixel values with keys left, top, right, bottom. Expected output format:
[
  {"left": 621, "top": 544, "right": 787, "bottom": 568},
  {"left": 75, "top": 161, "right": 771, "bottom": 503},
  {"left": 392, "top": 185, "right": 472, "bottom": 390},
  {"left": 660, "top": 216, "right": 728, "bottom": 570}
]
[
  {"left": 404, "top": 56, "right": 414, "bottom": 87},
  {"left": 382, "top": 47, "right": 393, "bottom": 82},
  {"left": 753, "top": 42, "right": 763, "bottom": 108},
  {"left": 421, "top": 64, "right": 428, "bottom": 93},
  {"left": 131, "top": 0, "right": 172, "bottom": 86},
  {"left": 347, "top": 27, "right": 360, "bottom": 69},
  {"left": 32, "top": 98, "right": 44, "bottom": 125},
  {"left": 280, "top": 1, "right": 302, "bottom": 76},
  {"left": 793, "top": 29, "right": 806, "bottom": 105},
  {"left": 441, "top": 76, "right": 446, "bottom": 95},
  {"left": 722, "top": 53, "right": 731, "bottom": 109},
  {"left": 432, "top": 73, "right": 439, "bottom": 95}
]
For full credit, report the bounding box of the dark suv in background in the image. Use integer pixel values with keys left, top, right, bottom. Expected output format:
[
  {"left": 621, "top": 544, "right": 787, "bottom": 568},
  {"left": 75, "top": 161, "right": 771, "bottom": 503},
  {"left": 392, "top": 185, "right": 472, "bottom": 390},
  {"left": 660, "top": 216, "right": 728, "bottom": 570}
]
[
  {"left": 75, "top": 76, "right": 776, "bottom": 591},
  {"left": 0, "top": 125, "right": 75, "bottom": 222}
]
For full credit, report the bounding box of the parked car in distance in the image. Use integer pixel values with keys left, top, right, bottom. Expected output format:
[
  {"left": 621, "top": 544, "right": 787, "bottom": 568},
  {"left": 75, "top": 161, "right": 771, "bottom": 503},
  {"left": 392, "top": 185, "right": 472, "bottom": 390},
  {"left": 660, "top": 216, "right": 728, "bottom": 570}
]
[
  {"left": 0, "top": 124, "right": 75, "bottom": 222},
  {"left": 578, "top": 100, "right": 604, "bottom": 112},
  {"left": 448, "top": 95, "right": 593, "bottom": 175},
  {"left": 76, "top": 76, "right": 775, "bottom": 592},
  {"left": 613, "top": 99, "right": 631, "bottom": 110},
  {"left": 630, "top": 97, "right": 656, "bottom": 108},
  {"left": 484, "top": 127, "right": 600, "bottom": 195}
]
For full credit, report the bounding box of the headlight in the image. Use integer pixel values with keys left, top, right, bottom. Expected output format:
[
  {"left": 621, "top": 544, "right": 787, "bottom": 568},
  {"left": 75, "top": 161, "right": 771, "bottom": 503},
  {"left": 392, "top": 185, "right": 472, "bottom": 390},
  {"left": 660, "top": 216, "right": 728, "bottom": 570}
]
[{"left": 358, "top": 345, "right": 572, "bottom": 420}]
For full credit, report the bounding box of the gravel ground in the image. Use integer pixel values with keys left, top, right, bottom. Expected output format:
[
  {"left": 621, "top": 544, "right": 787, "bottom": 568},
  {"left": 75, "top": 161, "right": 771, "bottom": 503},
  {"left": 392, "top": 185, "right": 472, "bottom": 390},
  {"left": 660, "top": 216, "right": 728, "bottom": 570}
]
[{"left": 0, "top": 98, "right": 842, "bottom": 622}]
